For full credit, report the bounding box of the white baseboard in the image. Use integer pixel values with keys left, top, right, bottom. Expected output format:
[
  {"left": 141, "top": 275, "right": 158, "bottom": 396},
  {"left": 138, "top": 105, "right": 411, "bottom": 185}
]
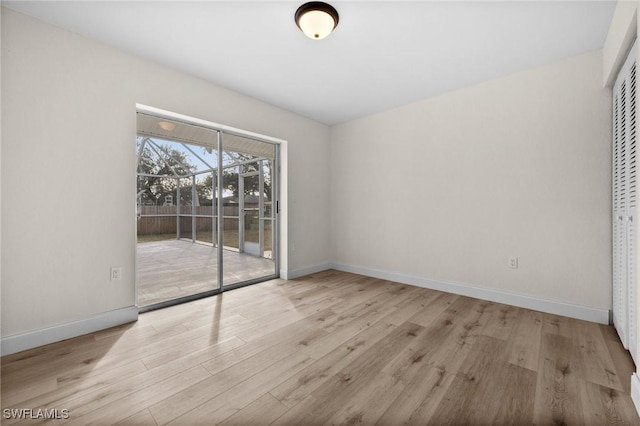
[
  {"left": 0, "top": 306, "right": 138, "bottom": 356},
  {"left": 330, "top": 263, "right": 609, "bottom": 324},
  {"left": 281, "top": 262, "right": 331, "bottom": 280},
  {"left": 632, "top": 373, "right": 640, "bottom": 417}
]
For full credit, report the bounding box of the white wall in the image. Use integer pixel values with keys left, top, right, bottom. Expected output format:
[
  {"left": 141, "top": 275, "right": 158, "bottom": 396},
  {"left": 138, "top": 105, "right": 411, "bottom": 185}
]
[
  {"left": 331, "top": 50, "right": 611, "bottom": 315},
  {"left": 1, "top": 8, "right": 331, "bottom": 339}
]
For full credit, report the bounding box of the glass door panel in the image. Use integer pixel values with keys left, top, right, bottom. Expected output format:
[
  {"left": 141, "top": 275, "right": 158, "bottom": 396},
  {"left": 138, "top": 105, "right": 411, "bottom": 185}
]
[
  {"left": 222, "top": 133, "right": 278, "bottom": 289},
  {"left": 135, "top": 115, "right": 220, "bottom": 310}
]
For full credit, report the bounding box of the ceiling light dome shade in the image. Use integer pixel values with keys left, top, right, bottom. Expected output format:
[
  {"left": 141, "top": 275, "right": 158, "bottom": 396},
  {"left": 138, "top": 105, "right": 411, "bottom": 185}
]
[{"left": 295, "top": 2, "right": 339, "bottom": 40}]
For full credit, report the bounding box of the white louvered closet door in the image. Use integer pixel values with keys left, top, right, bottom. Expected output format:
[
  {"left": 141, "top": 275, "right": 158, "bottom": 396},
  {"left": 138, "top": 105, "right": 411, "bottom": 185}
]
[{"left": 613, "top": 39, "right": 638, "bottom": 362}]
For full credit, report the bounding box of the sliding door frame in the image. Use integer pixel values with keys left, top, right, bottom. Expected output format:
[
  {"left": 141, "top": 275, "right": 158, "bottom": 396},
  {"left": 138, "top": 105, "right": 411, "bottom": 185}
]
[{"left": 136, "top": 104, "right": 283, "bottom": 311}]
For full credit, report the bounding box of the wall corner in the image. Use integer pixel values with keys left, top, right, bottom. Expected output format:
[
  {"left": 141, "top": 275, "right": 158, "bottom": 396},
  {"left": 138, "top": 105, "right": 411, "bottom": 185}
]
[{"left": 603, "top": 1, "right": 638, "bottom": 87}]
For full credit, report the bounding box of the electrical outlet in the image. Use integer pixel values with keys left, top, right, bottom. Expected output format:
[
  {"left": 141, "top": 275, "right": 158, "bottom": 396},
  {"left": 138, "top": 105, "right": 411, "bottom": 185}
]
[
  {"left": 110, "top": 267, "right": 122, "bottom": 281},
  {"left": 508, "top": 256, "right": 518, "bottom": 269}
]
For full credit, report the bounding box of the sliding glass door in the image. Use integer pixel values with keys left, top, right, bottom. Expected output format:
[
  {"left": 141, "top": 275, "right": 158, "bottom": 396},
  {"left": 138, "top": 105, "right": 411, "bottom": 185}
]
[{"left": 135, "top": 111, "right": 279, "bottom": 311}]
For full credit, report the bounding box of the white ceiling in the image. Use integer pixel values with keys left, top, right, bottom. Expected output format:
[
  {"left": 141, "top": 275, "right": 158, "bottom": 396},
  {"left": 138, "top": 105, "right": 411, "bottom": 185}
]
[{"left": 4, "top": 1, "right": 616, "bottom": 125}]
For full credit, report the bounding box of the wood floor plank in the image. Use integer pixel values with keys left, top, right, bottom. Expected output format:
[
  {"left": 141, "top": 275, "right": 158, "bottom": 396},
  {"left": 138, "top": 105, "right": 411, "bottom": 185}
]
[
  {"left": 201, "top": 323, "right": 326, "bottom": 377},
  {"left": 541, "top": 313, "right": 576, "bottom": 338},
  {"left": 395, "top": 306, "right": 491, "bottom": 423},
  {"left": 165, "top": 351, "right": 312, "bottom": 425},
  {"left": 322, "top": 371, "right": 406, "bottom": 425},
  {"left": 406, "top": 291, "right": 460, "bottom": 327},
  {"left": 140, "top": 322, "right": 249, "bottom": 369},
  {"left": 149, "top": 322, "right": 324, "bottom": 424},
  {"left": 64, "top": 365, "right": 211, "bottom": 426},
  {"left": 1, "top": 323, "right": 178, "bottom": 390},
  {"left": 0, "top": 377, "right": 58, "bottom": 411},
  {"left": 1, "top": 270, "right": 638, "bottom": 425},
  {"left": 479, "top": 302, "right": 520, "bottom": 341},
  {"left": 4, "top": 336, "right": 242, "bottom": 425},
  {"left": 1, "top": 360, "right": 149, "bottom": 425},
  {"left": 506, "top": 308, "right": 543, "bottom": 371},
  {"left": 600, "top": 324, "right": 636, "bottom": 394},
  {"left": 319, "top": 278, "right": 403, "bottom": 317},
  {"left": 376, "top": 364, "right": 451, "bottom": 425},
  {"left": 573, "top": 321, "right": 625, "bottom": 391},
  {"left": 580, "top": 380, "right": 640, "bottom": 425},
  {"left": 271, "top": 322, "right": 426, "bottom": 426},
  {"left": 218, "top": 393, "right": 288, "bottom": 426},
  {"left": 269, "top": 320, "right": 397, "bottom": 408},
  {"left": 379, "top": 290, "right": 439, "bottom": 326},
  {"left": 534, "top": 333, "right": 587, "bottom": 425},
  {"left": 429, "top": 335, "right": 536, "bottom": 425},
  {"left": 374, "top": 297, "right": 491, "bottom": 424},
  {"left": 113, "top": 409, "right": 158, "bottom": 426},
  {"left": 381, "top": 296, "right": 483, "bottom": 383},
  {"left": 296, "top": 288, "right": 417, "bottom": 360},
  {"left": 234, "top": 298, "right": 338, "bottom": 343}
]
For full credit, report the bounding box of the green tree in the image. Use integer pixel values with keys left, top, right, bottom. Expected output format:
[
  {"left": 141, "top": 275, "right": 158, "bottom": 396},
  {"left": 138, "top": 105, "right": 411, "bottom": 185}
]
[
  {"left": 220, "top": 152, "right": 272, "bottom": 200},
  {"left": 137, "top": 139, "right": 272, "bottom": 206},
  {"left": 137, "top": 138, "right": 196, "bottom": 205}
]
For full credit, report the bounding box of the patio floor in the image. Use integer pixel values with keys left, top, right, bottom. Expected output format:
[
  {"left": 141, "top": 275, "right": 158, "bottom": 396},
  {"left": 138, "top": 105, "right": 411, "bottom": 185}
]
[{"left": 137, "top": 239, "right": 276, "bottom": 307}]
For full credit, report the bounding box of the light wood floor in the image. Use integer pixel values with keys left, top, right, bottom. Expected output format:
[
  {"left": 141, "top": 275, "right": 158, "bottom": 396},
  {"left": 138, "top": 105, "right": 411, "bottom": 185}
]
[
  {"left": 137, "top": 239, "right": 275, "bottom": 307},
  {"left": 2, "top": 270, "right": 639, "bottom": 425}
]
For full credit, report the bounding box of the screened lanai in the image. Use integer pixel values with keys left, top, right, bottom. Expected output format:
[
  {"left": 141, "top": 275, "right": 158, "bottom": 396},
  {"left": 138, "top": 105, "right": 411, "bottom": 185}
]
[{"left": 136, "top": 112, "right": 278, "bottom": 309}]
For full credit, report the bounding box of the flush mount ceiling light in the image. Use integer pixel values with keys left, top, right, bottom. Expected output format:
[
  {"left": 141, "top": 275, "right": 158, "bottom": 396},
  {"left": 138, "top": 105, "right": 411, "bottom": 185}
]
[
  {"left": 158, "top": 121, "right": 176, "bottom": 131},
  {"left": 295, "top": 2, "right": 339, "bottom": 40}
]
